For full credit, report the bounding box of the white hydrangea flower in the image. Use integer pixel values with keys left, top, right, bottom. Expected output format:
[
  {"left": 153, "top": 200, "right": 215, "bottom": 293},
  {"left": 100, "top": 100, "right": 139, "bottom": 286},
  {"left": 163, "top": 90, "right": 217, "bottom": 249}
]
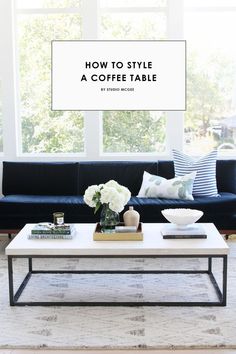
[
  {"left": 105, "top": 181, "right": 131, "bottom": 204},
  {"left": 83, "top": 180, "right": 131, "bottom": 213},
  {"left": 109, "top": 192, "right": 126, "bottom": 213},
  {"left": 100, "top": 186, "right": 117, "bottom": 204},
  {"left": 84, "top": 185, "right": 100, "bottom": 207},
  {"left": 119, "top": 186, "right": 131, "bottom": 204},
  {"left": 105, "top": 180, "right": 120, "bottom": 189}
]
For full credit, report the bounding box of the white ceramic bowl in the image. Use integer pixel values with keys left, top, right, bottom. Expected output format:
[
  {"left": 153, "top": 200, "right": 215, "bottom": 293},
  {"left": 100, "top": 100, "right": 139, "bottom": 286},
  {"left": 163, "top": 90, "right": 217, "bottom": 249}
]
[{"left": 161, "top": 208, "right": 203, "bottom": 227}]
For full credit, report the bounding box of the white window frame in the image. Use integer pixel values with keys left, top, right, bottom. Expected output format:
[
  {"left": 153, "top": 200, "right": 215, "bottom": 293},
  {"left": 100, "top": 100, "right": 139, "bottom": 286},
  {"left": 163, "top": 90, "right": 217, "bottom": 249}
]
[
  {"left": 184, "top": 1, "right": 236, "bottom": 158},
  {"left": 0, "top": 0, "right": 235, "bottom": 163},
  {"left": 99, "top": 0, "right": 182, "bottom": 158}
]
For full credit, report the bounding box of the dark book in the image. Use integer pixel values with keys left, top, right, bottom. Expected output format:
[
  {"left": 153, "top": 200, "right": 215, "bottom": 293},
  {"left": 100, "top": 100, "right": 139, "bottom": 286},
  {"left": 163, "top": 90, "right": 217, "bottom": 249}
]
[
  {"left": 161, "top": 224, "right": 207, "bottom": 239},
  {"left": 162, "top": 234, "right": 207, "bottom": 239}
]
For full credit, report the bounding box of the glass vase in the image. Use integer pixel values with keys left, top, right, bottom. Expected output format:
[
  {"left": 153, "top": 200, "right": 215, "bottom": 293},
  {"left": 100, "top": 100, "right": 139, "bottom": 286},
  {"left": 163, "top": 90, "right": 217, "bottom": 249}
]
[{"left": 100, "top": 204, "right": 119, "bottom": 233}]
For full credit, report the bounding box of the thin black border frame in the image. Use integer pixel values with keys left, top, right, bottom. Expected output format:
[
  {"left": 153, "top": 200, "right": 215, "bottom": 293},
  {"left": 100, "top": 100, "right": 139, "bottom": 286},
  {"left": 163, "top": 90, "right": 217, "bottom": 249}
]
[{"left": 51, "top": 40, "right": 187, "bottom": 112}]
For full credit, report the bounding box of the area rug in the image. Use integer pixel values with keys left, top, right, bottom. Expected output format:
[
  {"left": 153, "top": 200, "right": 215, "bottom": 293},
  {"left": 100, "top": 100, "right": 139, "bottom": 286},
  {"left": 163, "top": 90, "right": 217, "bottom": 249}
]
[{"left": 0, "top": 238, "right": 236, "bottom": 350}]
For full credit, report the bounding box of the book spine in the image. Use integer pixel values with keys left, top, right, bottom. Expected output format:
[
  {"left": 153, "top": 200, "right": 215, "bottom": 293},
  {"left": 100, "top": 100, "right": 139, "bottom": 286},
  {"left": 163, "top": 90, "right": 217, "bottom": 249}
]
[
  {"left": 163, "top": 235, "right": 207, "bottom": 239},
  {"left": 29, "top": 234, "right": 73, "bottom": 239},
  {"left": 31, "top": 230, "right": 71, "bottom": 235}
]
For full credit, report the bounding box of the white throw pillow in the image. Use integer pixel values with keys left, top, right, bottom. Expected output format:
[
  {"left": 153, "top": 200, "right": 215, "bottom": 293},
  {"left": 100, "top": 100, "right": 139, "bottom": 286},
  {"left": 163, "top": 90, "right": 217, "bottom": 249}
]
[
  {"left": 172, "top": 149, "right": 218, "bottom": 197},
  {"left": 137, "top": 171, "right": 197, "bottom": 200}
]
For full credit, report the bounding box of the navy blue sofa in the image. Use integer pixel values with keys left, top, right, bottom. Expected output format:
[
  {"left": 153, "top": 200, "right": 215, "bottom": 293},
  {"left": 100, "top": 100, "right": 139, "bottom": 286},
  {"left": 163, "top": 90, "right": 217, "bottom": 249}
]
[{"left": 0, "top": 160, "right": 235, "bottom": 234}]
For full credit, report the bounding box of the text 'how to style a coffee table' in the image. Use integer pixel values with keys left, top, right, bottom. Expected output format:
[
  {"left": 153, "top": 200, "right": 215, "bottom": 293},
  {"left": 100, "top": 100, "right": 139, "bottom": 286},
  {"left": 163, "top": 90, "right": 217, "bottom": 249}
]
[{"left": 5, "top": 223, "right": 229, "bottom": 307}]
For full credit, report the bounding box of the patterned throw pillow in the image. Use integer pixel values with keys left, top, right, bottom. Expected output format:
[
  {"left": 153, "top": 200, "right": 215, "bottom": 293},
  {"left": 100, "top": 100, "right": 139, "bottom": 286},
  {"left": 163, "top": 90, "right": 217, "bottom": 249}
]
[
  {"left": 172, "top": 149, "right": 218, "bottom": 197},
  {"left": 137, "top": 171, "right": 196, "bottom": 200}
]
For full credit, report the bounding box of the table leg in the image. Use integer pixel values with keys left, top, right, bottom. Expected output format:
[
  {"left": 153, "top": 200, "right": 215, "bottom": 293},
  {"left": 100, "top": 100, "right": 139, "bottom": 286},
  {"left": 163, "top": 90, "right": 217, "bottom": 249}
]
[
  {"left": 28, "top": 257, "right": 32, "bottom": 272},
  {"left": 8, "top": 256, "right": 14, "bottom": 306},
  {"left": 222, "top": 255, "right": 227, "bottom": 306},
  {"left": 208, "top": 256, "right": 212, "bottom": 273}
]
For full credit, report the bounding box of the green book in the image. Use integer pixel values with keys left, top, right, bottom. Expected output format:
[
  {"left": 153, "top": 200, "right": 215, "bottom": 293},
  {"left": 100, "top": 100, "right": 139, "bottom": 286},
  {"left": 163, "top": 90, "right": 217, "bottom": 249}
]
[
  {"left": 31, "top": 223, "right": 71, "bottom": 235},
  {"left": 28, "top": 233, "right": 73, "bottom": 240}
]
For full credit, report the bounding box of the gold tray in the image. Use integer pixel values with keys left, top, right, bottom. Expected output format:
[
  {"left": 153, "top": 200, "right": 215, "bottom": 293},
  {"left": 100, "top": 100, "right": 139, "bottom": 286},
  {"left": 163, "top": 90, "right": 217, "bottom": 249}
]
[{"left": 93, "top": 223, "right": 143, "bottom": 241}]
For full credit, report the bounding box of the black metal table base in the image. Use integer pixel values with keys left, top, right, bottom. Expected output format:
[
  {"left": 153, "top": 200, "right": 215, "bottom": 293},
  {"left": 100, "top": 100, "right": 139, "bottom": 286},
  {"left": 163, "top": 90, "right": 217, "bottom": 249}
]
[{"left": 8, "top": 254, "right": 227, "bottom": 306}]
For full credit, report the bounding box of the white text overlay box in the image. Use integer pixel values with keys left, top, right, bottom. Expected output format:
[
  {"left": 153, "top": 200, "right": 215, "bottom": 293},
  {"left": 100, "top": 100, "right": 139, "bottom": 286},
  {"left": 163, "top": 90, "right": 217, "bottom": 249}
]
[{"left": 52, "top": 40, "right": 186, "bottom": 111}]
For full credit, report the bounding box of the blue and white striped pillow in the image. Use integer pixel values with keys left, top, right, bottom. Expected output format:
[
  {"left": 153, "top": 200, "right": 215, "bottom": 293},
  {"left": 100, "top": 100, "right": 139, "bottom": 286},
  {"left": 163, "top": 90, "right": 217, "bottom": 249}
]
[{"left": 172, "top": 150, "right": 218, "bottom": 197}]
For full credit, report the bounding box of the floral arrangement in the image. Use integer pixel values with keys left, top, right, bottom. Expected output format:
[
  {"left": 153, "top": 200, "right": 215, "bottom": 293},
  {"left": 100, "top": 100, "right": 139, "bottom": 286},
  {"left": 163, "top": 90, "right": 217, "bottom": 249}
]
[{"left": 84, "top": 180, "right": 131, "bottom": 213}]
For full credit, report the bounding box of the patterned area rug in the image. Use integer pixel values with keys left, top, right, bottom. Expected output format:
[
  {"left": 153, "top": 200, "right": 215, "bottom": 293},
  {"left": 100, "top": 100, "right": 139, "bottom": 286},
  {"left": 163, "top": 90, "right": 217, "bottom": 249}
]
[{"left": 0, "top": 237, "right": 236, "bottom": 349}]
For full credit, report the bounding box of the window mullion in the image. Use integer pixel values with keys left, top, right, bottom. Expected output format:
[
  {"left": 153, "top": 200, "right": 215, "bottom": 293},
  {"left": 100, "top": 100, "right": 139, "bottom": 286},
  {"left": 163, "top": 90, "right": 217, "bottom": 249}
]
[
  {"left": 0, "top": 0, "right": 18, "bottom": 159},
  {"left": 82, "top": 0, "right": 101, "bottom": 160},
  {"left": 166, "top": 0, "right": 184, "bottom": 155},
  {"left": 100, "top": 7, "right": 167, "bottom": 13},
  {"left": 17, "top": 8, "right": 82, "bottom": 15}
]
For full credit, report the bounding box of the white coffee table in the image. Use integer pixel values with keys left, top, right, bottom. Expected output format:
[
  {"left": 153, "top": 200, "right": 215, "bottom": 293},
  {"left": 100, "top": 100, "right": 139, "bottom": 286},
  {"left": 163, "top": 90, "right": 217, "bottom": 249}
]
[{"left": 5, "top": 223, "right": 229, "bottom": 306}]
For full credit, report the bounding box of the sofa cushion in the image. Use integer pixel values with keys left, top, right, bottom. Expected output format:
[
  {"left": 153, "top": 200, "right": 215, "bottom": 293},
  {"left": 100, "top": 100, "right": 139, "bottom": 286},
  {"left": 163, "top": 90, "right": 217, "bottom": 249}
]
[
  {"left": 156, "top": 161, "right": 175, "bottom": 179},
  {"left": 131, "top": 193, "right": 236, "bottom": 211},
  {"left": 137, "top": 171, "right": 196, "bottom": 200},
  {"left": 3, "top": 193, "right": 235, "bottom": 219},
  {"left": 126, "top": 193, "right": 236, "bottom": 229},
  {"left": 0, "top": 195, "right": 98, "bottom": 227},
  {"left": 2, "top": 162, "right": 79, "bottom": 196},
  {"left": 216, "top": 160, "right": 236, "bottom": 194},
  {"left": 172, "top": 150, "right": 218, "bottom": 197},
  {"left": 78, "top": 161, "right": 158, "bottom": 195},
  {"left": 0, "top": 192, "right": 235, "bottom": 230}
]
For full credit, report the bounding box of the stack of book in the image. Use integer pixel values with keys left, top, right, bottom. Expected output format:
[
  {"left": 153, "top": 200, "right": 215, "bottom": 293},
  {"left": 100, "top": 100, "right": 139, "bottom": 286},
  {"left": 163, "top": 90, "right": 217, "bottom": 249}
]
[
  {"left": 161, "top": 224, "right": 207, "bottom": 239},
  {"left": 28, "top": 223, "right": 74, "bottom": 239}
]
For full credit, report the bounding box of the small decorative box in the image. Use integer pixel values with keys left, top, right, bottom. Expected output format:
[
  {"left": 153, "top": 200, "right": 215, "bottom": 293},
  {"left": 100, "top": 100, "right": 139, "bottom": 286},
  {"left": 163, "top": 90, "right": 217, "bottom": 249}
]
[{"left": 93, "top": 222, "right": 143, "bottom": 241}]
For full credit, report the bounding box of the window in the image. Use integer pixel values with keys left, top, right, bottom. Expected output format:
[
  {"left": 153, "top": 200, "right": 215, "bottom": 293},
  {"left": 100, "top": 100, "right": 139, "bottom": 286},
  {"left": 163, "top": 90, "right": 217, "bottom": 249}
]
[
  {"left": 2, "top": 0, "right": 234, "bottom": 159},
  {"left": 0, "top": 80, "right": 3, "bottom": 152},
  {"left": 16, "top": 0, "right": 84, "bottom": 153},
  {"left": 184, "top": 1, "right": 236, "bottom": 155},
  {"left": 100, "top": 0, "right": 167, "bottom": 154}
]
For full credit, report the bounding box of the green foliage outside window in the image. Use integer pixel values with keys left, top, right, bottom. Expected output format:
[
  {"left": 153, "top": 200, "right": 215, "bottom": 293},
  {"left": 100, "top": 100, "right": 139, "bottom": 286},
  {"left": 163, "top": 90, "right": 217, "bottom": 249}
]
[
  {"left": 18, "top": 13, "right": 84, "bottom": 153},
  {"left": 185, "top": 52, "right": 235, "bottom": 154},
  {"left": 103, "top": 111, "right": 165, "bottom": 153}
]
